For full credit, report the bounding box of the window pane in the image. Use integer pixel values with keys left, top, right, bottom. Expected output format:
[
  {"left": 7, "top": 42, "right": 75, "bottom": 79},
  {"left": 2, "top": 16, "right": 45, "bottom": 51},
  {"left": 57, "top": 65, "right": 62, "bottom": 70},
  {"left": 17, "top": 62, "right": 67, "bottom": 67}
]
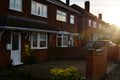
[
  {"left": 62, "top": 12, "right": 66, "bottom": 16},
  {"left": 99, "top": 24, "right": 102, "bottom": 29},
  {"left": 56, "top": 10, "right": 66, "bottom": 22},
  {"left": 57, "top": 14, "right": 66, "bottom": 22},
  {"left": 31, "top": 1, "right": 47, "bottom": 17},
  {"left": 63, "top": 39, "right": 67, "bottom": 46},
  {"left": 15, "top": 0, "right": 22, "bottom": 10},
  {"left": 9, "top": 0, "right": 15, "bottom": 9},
  {"left": 42, "top": 5, "right": 47, "bottom": 17},
  {"left": 57, "top": 10, "right": 61, "bottom": 14},
  {"left": 37, "top": 4, "right": 42, "bottom": 16},
  {"left": 93, "top": 21, "right": 97, "bottom": 28},
  {"left": 40, "top": 33, "right": 47, "bottom": 47},
  {"left": 9, "top": 0, "right": 22, "bottom": 11},
  {"left": 58, "top": 37, "right": 62, "bottom": 46},
  {"left": 31, "top": 1, "right": 36, "bottom": 14},
  {"left": 70, "top": 15, "right": 75, "bottom": 24},
  {"left": 57, "top": 34, "right": 62, "bottom": 46},
  {"left": 63, "top": 34, "right": 68, "bottom": 46},
  {"left": 88, "top": 19, "right": 91, "bottom": 27},
  {"left": 32, "top": 33, "right": 38, "bottom": 47},
  {"left": 12, "top": 34, "right": 19, "bottom": 50}
]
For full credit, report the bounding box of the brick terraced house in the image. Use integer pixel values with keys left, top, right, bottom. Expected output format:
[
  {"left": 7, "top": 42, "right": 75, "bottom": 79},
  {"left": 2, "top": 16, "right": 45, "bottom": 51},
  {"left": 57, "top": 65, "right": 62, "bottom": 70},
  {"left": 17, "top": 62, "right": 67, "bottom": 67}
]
[
  {"left": 0, "top": 0, "right": 81, "bottom": 68},
  {"left": 0, "top": 0, "right": 111, "bottom": 68},
  {"left": 71, "top": 1, "right": 111, "bottom": 42}
]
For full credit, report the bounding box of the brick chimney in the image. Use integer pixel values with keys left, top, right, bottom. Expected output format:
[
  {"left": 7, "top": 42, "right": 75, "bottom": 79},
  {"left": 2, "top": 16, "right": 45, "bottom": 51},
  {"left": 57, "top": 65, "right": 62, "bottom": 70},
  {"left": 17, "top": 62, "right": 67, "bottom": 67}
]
[
  {"left": 66, "top": 0, "right": 70, "bottom": 6},
  {"left": 85, "top": 1, "right": 90, "bottom": 12},
  {"left": 98, "top": 13, "right": 102, "bottom": 20}
]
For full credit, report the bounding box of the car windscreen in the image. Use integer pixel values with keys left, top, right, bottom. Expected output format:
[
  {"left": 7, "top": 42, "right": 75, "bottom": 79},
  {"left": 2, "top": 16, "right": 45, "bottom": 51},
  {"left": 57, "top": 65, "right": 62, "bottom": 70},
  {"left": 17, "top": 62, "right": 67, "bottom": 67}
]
[{"left": 93, "top": 41, "right": 105, "bottom": 47}]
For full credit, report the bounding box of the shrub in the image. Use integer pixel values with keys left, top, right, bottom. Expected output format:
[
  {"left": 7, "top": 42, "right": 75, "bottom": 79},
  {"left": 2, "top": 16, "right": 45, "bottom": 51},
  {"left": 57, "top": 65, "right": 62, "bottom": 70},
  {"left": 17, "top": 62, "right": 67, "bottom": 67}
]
[
  {"left": 27, "top": 54, "right": 36, "bottom": 64},
  {"left": 50, "top": 66, "right": 80, "bottom": 80}
]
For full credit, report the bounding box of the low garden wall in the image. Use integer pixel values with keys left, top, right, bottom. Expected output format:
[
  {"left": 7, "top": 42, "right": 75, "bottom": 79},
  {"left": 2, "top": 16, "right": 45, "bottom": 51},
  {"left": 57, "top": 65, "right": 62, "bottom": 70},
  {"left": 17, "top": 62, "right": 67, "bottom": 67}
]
[{"left": 48, "top": 47, "right": 86, "bottom": 60}]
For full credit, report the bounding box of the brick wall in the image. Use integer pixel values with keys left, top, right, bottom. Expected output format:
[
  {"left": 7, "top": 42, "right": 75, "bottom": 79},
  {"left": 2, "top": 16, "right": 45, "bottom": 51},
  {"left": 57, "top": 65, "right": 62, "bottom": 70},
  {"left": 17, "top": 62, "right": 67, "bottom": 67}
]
[
  {"left": 48, "top": 47, "right": 86, "bottom": 60},
  {"left": 86, "top": 49, "right": 107, "bottom": 80},
  {"left": 0, "top": 30, "right": 11, "bottom": 68}
]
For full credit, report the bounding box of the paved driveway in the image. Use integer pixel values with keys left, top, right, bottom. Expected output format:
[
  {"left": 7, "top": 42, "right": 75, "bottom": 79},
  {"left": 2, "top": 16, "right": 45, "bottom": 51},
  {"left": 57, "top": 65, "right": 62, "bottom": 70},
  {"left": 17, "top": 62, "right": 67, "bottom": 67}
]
[
  {"left": 0, "top": 60, "right": 116, "bottom": 80},
  {"left": 17, "top": 60, "right": 86, "bottom": 79},
  {"left": 16, "top": 60, "right": 116, "bottom": 80}
]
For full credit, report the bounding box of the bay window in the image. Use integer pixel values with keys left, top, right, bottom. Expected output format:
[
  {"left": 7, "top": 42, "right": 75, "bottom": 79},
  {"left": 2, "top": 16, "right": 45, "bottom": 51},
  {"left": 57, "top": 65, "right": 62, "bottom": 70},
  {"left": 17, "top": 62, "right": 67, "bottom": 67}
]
[
  {"left": 31, "top": 33, "right": 47, "bottom": 49},
  {"left": 57, "top": 34, "right": 68, "bottom": 47}
]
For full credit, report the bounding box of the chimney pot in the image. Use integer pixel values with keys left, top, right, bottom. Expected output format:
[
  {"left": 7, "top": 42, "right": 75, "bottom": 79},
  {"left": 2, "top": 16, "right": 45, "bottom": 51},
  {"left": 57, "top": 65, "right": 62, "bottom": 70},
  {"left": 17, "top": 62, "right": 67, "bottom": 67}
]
[
  {"left": 85, "top": 1, "right": 90, "bottom": 12},
  {"left": 66, "top": 0, "right": 70, "bottom": 6},
  {"left": 99, "top": 13, "right": 102, "bottom": 20}
]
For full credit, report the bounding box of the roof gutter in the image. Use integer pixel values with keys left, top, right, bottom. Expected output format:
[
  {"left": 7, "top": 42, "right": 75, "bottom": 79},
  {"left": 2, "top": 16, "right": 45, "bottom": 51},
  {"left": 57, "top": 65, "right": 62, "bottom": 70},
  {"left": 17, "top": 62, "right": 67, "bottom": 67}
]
[{"left": 3, "top": 26, "right": 59, "bottom": 33}]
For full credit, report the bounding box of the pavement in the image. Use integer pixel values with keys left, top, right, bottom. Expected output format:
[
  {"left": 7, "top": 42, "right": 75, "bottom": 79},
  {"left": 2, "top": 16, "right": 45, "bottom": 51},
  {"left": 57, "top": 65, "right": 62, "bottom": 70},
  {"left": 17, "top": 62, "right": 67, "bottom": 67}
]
[{"left": 104, "top": 63, "right": 120, "bottom": 80}]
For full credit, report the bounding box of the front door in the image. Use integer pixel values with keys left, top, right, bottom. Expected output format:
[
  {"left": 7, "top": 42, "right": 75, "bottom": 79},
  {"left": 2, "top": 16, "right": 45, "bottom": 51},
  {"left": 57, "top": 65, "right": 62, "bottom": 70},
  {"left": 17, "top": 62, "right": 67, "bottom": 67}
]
[{"left": 11, "top": 33, "right": 22, "bottom": 65}]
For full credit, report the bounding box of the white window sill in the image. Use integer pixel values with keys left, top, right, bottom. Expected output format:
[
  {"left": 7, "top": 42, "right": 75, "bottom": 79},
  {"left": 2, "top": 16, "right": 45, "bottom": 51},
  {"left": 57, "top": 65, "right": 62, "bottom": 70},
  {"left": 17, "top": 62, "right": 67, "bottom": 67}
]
[
  {"left": 31, "top": 13, "right": 48, "bottom": 18},
  {"left": 31, "top": 47, "right": 48, "bottom": 50},
  {"left": 56, "top": 46, "right": 68, "bottom": 48},
  {"left": 9, "top": 8, "right": 23, "bottom": 12}
]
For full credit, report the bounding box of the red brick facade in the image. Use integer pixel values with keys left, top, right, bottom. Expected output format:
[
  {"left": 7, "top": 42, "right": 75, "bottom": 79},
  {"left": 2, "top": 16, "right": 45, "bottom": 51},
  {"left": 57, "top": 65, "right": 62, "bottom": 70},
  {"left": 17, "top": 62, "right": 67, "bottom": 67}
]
[
  {"left": 0, "top": 0, "right": 114, "bottom": 69},
  {"left": 0, "top": 0, "right": 80, "bottom": 68}
]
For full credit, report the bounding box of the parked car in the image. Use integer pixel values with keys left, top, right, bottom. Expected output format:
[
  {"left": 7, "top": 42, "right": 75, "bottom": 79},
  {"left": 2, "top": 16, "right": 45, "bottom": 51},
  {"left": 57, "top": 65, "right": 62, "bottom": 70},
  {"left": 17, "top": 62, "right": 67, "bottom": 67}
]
[
  {"left": 86, "top": 40, "right": 116, "bottom": 48},
  {"left": 86, "top": 40, "right": 116, "bottom": 52}
]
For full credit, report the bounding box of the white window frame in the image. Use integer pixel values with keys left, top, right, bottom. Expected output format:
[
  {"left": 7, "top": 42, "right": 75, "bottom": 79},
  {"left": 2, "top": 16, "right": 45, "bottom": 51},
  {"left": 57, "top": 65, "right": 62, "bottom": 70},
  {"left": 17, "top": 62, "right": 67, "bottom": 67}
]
[
  {"left": 102, "top": 25, "right": 105, "bottom": 31},
  {"left": 88, "top": 19, "right": 92, "bottom": 27},
  {"left": 56, "top": 10, "right": 67, "bottom": 22},
  {"left": 31, "top": 1, "right": 47, "bottom": 18},
  {"left": 99, "top": 23, "right": 102, "bottom": 30},
  {"left": 9, "top": 0, "right": 22, "bottom": 12},
  {"left": 69, "top": 35, "right": 74, "bottom": 47},
  {"left": 107, "top": 28, "right": 110, "bottom": 33},
  {"left": 70, "top": 15, "right": 75, "bottom": 24},
  {"left": 56, "top": 34, "right": 68, "bottom": 47},
  {"left": 93, "top": 21, "right": 97, "bottom": 28},
  {"left": 31, "top": 33, "right": 47, "bottom": 49}
]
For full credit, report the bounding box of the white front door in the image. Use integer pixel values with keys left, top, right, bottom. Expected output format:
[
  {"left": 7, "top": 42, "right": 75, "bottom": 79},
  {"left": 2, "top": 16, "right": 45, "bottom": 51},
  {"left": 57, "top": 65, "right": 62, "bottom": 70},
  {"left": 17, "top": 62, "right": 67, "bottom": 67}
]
[{"left": 11, "top": 33, "right": 23, "bottom": 65}]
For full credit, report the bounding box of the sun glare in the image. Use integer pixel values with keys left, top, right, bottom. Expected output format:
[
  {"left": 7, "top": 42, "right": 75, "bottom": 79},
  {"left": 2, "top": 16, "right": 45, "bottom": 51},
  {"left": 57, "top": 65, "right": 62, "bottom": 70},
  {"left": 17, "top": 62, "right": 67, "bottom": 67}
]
[{"left": 102, "top": 1, "right": 120, "bottom": 28}]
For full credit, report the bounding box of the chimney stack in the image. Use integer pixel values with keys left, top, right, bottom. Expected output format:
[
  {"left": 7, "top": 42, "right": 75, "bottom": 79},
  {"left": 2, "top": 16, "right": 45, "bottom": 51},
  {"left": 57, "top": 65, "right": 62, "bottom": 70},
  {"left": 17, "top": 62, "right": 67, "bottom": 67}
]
[
  {"left": 98, "top": 13, "right": 102, "bottom": 20},
  {"left": 85, "top": 1, "right": 90, "bottom": 12},
  {"left": 66, "top": 0, "right": 70, "bottom": 6}
]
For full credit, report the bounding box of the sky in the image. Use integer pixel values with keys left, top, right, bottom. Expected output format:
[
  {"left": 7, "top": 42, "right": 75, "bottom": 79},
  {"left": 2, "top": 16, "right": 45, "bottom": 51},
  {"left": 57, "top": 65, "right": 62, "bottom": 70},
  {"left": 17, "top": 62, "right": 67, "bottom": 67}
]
[{"left": 61, "top": 0, "right": 120, "bottom": 27}]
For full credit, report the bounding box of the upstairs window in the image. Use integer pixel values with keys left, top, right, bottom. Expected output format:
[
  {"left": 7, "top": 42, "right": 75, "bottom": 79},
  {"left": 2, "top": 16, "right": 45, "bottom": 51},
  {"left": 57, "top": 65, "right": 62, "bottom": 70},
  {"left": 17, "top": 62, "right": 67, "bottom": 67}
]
[
  {"left": 102, "top": 25, "right": 105, "bottom": 31},
  {"left": 9, "top": 0, "right": 22, "bottom": 11},
  {"left": 56, "top": 10, "right": 67, "bottom": 22},
  {"left": 93, "top": 21, "right": 97, "bottom": 28},
  {"left": 88, "top": 19, "right": 92, "bottom": 27},
  {"left": 31, "top": 1, "right": 47, "bottom": 18},
  {"left": 99, "top": 23, "right": 102, "bottom": 30},
  {"left": 70, "top": 15, "right": 75, "bottom": 24}
]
